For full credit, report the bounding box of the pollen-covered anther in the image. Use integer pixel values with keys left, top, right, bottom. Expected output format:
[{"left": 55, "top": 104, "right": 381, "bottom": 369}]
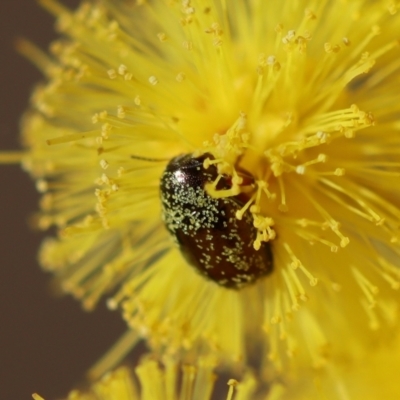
[
  {"left": 100, "top": 159, "right": 109, "bottom": 170},
  {"left": 182, "top": 40, "right": 193, "bottom": 50},
  {"left": 324, "top": 42, "right": 341, "bottom": 53},
  {"left": 295, "top": 36, "right": 309, "bottom": 52},
  {"left": 117, "top": 105, "right": 126, "bottom": 119},
  {"left": 117, "top": 167, "right": 125, "bottom": 177},
  {"left": 250, "top": 204, "right": 261, "bottom": 214},
  {"left": 100, "top": 111, "right": 109, "bottom": 120},
  {"left": 227, "top": 378, "right": 238, "bottom": 388},
  {"left": 261, "top": 54, "right": 281, "bottom": 72},
  {"left": 101, "top": 123, "right": 112, "bottom": 139},
  {"left": 148, "top": 76, "right": 158, "bottom": 85},
  {"left": 342, "top": 37, "right": 351, "bottom": 46},
  {"left": 266, "top": 154, "right": 285, "bottom": 177},
  {"left": 296, "top": 165, "right": 306, "bottom": 175},
  {"left": 290, "top": 257, "right": 301, "bottom": 270},
  {"left": 231, "top": 174, "right": 243, "bottom": 186},
  {"left": 205, "top": 22, "right": 223, "bottom": 35},
  {"left": 256, "top": 179, "right": 275, "bottom": 199},
  {"left": 107, "top": 68, "right": 117, "bottom": 79},
  {"left": 36, "top": 179, "right": 48, "bottom": 193},
  {"left": 253, "top": 215, "right": 275, "bottom": 231},
  {"left": 359, "top": 111, "right": 375, "bottom": 126},
  {"left": 94, "top": 188, "right": 109, "bottom": 205},
  {"left": 118, "top": 64, "right": 127, "bottom": 75},
  {"left": 324, "top": 219, "right": 350, "bottom": 247},
  {"left": 257, "top": 54, "right": 268, "bottom": 74},
  {"left": 235, "top": 193, "right": 257, "bottom": 220},
  {"left": 97, "top": 174, "right": 119, "bottom": 192},
  {"left": 253, "top": 216, "right": 275, "bottom": 250},
  {"left": 204, "top": 22, "right": 223, "bottom": 46},
  {"left": 206, "top": 115, "right": 249, "bottom": 163},
  {"left": 282, "top": 30, "right": 296, "bottom": 44},
  {"left": 334, "top": 168, "right": 345, "bottom": 176},
  {"left": 182, "top": 1, "right": 195, "bottom": 16},
  {"left": 99, "top": 173, "right": 110, "bottom": 185},
  {"left": 157, "top": 32, "right": 167, "bottom": 42},
  {"left": 266, "top": 55, "right": 276, "bottom": 65},
  {"left": 124, "top": 73, "right": 133, "bottom": 81},
  {"left": 305, "top": 8, "right": 316, "bottom": 20},
  {"left": 296, "top": 154, "right": 327, "bottom": 174},
  {"left": 344, "top": 129, "right": 355, "bottom": 139},
  {"left": 92, "top": 110, "right": 108, "bottom": 125}
]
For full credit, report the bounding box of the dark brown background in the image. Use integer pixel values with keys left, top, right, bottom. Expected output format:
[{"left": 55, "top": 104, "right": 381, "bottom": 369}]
[{"left": 0, "top": 1, "right": 127, "bottom": 399}]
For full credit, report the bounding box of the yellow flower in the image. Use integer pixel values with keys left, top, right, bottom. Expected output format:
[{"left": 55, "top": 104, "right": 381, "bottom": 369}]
[
  {"left": 32, "top": 357, "right": 258, "bottom": 400},
  {"left": 18, "top": 0, "right": 400, "bottom": 380},
  {"left": 31, "top": 334, "right": 400, "bottom": 400}
]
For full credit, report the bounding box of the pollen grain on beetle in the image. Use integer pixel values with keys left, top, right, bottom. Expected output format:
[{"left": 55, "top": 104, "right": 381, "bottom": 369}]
[{"left": 14, "top": 0, "right": 400, "bottom": 394}]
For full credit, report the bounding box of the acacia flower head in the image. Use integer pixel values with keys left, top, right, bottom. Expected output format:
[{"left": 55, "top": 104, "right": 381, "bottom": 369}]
[
  {"left": 19, "top": 0, "right": 400, "bottom": 382},
  {"left": 33, "top": 357, "right": 260, "bottom": 400},
  {"left": 32, "top": 334, "right": 400, "bottom": 400}
]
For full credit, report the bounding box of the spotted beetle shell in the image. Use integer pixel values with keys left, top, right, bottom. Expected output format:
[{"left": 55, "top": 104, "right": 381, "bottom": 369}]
[{"left": 160, "top": 153, "right": 273, "bottom": 289}]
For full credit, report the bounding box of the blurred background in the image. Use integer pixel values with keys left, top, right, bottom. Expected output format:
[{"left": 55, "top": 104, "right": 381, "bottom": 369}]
[{"left": 0, "top": 1, "right": 127, "bottom": 399}]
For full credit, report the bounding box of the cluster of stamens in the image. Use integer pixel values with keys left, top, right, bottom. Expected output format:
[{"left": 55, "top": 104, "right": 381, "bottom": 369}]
[{"left": 198, "top": 114, "right": 277, "bottom": 251}]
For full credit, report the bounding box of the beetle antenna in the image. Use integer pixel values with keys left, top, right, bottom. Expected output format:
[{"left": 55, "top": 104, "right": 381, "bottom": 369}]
[{"left": 131, "top": 154, "right": 169, "bottom": 162}]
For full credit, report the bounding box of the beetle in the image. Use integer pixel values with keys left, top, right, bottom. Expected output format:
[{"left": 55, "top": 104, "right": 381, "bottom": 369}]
[{"left": 160, "top": 152, "right": 273, "bottom": 289}]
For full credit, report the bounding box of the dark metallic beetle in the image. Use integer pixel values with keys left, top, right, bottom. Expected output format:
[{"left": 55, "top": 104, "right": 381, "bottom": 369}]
[{"left": 160, "top": 153, "right": 273, "bottom": 289}]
